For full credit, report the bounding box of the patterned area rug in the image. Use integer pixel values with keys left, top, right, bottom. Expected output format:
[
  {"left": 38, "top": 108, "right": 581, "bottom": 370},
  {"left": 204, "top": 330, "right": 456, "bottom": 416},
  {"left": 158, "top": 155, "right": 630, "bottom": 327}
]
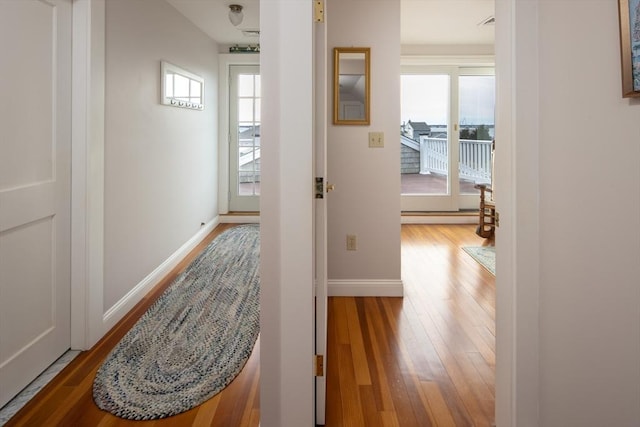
[
  {"left": 93, "top": 224, "right": 260, "bottom": 420},
  {"left": 463, "top": 246, "right": 496, "bottom": 275}
]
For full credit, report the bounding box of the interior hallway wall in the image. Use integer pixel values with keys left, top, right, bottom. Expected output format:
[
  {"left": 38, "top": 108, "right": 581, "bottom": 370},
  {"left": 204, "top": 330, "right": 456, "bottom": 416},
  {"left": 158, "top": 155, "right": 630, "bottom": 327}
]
[
  {"left": 495, "top": 0, "right": 640, "bottom": 424},
  {"left": 103, "top": 0, "right": 219, "bottom": 313},
  {"left": 326, "top": 0, "right": 402, "bottom": 290},
  {"left": 536, "top": 1, "right": 640, "bottom": 424}
]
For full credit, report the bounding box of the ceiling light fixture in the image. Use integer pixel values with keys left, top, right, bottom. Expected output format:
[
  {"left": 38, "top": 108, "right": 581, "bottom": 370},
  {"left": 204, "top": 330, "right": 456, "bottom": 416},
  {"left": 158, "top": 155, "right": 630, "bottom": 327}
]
[{"left": 228, "top": 4, "right": 244, "bottom": 27}]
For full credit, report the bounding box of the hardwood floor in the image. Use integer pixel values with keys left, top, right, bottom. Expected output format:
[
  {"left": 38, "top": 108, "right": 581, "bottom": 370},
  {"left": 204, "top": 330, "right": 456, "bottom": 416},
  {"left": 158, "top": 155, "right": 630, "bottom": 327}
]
[
  {"left": 327, "top": 224, "right": 495, "bottom": 426},
  {"left": 4, "top": 224, "right": 494, "bottom": 426}
]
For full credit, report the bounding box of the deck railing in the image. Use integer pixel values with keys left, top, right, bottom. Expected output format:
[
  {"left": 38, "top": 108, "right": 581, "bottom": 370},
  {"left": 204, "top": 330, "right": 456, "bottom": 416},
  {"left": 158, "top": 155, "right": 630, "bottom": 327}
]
[{"left": 419, "top": 137, "right": 493, "bottom": 184}]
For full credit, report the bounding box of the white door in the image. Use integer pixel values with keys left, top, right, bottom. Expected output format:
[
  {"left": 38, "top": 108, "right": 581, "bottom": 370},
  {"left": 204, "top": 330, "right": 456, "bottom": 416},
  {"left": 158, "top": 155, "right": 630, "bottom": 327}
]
[
  {"left": 0, "top": 0, "right": 72, "bottom": 408},
  {"left": 313, "top": 12, "right": 329, "bottom": 424},
  {"left": 229, "top": 65, "right": 261, "bottom": 212}
]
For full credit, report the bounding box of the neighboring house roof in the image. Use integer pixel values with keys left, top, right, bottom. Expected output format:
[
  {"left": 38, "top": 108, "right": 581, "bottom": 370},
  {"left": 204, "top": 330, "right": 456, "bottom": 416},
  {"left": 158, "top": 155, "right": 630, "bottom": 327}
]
[
  {"left": 401, "top": 134, "right": 420, "bottom": 151},
  {"left": 407, "top": 120, "right": 430, "bottom": 133}
]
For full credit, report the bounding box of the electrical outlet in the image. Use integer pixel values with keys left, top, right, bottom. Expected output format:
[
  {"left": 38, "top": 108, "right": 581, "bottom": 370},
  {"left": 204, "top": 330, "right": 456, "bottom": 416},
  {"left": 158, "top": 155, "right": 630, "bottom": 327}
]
[
  {"left": 368, "top": 132, "right": 384, "bottom": 148},
  {"left": 346, "top": 234, "right": 357, "bottom": 251}
]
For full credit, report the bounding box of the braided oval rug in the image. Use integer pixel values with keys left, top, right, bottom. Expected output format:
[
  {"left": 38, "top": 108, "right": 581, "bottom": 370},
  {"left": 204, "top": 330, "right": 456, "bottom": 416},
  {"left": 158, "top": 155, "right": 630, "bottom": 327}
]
[{"left": 93, "top": 224, "right": 260, "bottom": 420}]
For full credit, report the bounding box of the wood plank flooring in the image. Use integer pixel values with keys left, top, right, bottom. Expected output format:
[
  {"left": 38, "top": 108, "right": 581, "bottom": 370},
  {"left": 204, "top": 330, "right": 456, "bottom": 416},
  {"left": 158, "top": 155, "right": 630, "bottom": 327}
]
[
  {"left": 326, "top": 224, "right": 495, "bottom": 426},
  {"left": 4, "top": 224, "right": 494, "bottom": 426}
]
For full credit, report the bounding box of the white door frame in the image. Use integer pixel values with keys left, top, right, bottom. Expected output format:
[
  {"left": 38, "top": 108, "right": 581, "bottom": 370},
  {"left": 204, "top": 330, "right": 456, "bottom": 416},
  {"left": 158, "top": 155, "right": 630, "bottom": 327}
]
[
  {"left": 70, "top": 0, "right": 106, "bottom": 350},
  {"left": 494, "top": 0, "right": 540, "bottom": 425}
]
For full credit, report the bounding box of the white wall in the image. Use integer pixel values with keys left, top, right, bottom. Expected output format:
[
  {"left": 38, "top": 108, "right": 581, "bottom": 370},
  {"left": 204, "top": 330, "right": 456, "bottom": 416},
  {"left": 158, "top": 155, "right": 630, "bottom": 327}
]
[
  {"left": 496, "top": 0, "right": 640, "bottom": 425},
  {"left": 104, "top": 0, "right": 218, "bottom": 311},
  {"left": 537, "top": 1, "right": 640, "bottom": 425},
  {"left": 326, "top": 0, "right": 401, "bottom": 290}
]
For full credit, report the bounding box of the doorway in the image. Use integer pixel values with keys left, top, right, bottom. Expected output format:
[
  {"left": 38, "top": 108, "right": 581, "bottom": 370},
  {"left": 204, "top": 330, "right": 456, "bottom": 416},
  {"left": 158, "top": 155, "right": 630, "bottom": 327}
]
[{"left": 400, "top": 66, "right": 495, "bottom": 212}]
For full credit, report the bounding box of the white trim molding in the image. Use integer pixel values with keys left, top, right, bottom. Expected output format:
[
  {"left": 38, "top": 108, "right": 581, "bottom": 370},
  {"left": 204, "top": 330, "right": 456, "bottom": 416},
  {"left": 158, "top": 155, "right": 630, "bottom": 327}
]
[
  {"left": 71, "top": 0, "right": 106, "bottom": 350},
  {"left": 401, "top": 214, "right": 477, "bottom": 224},
  {"left": 219, "top": 214, "right": 260, "bottom": 224},
  {"left": 328, "top": 279, "right": 404, "bottom": 297},
  {"left": 102, "top": 216, "right": 220, "bottom": 332}
]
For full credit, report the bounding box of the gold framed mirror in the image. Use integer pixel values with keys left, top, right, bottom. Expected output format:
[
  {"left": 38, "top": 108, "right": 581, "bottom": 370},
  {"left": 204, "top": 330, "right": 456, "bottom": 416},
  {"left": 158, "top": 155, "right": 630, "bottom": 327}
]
[{"left": 333, "top": 47, "right": 370, "bottom": 125}]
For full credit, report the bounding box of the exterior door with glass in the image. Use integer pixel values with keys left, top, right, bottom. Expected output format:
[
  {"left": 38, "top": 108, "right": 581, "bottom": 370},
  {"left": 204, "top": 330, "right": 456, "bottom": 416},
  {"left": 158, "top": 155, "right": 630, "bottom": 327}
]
[
  {"left": 229, "top": 65, "right": 261, "bottom": 212},
  {"left": 400, "top": 67, "right": 495, "bottom": 212}
]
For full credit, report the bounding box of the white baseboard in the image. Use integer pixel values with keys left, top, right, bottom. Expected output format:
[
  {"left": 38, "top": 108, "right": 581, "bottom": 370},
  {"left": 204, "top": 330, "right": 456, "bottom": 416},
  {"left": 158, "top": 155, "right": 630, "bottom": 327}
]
[
  {"left": 219, "top": 214, "right": 260, "bottom": 224},
  {"left": 328, "top": 279, "right": 404, "bottom": 297},
  {"left": 102, "top": 216, "right": 220, "bottom": 331},
  {"left": 223, "top": 213, "right": 474, "bottom": 225},
  {"left": 401, "top": 214, "right": 477, "bottom": 224}
]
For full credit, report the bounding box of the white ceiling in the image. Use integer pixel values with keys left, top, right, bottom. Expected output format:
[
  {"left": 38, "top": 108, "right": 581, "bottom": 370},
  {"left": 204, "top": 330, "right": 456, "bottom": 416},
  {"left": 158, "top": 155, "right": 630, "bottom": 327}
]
[
  {"left": 166, "top": 0, "right": 261, "bottom": 46},
  {"left": 166, "top": 0, "right": 494, "bottom": 47},
  {"left": 402, "top": 0, "right": 494, "bottom": 46}
]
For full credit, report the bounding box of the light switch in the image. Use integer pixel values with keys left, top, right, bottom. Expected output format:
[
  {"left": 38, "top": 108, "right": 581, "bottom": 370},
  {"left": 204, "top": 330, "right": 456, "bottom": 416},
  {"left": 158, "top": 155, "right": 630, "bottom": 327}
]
[
  {"left": 368, "top": 132, "right": 384, "bottom": 148},
  {"left": 346, "top": 234, "right": 357, "bottom": 251}
]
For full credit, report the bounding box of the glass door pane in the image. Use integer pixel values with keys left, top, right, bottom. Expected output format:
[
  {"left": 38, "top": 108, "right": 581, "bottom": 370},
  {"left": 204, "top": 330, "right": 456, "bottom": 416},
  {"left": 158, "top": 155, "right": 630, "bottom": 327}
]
[
  {"left": 229, "top": 65, "right": 260, "bottom": 211},
  {"left": 401, "top": 74, "right": 450, "bottom": 195},
  {"left": 401, "top": 73, "right": 459, "bottom": 212},
  {"left": 237, "top": 73, "right": 261, "bottom": 196},
  {"left": 458, "top": 75, "right": 495, "bottom": 196}
]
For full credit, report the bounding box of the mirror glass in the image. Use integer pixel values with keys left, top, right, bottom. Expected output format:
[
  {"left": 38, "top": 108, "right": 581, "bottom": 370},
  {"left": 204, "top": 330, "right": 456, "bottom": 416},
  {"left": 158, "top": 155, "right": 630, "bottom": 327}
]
[{"left": 333, "top": 47, "right": 370, "bottom": 125}]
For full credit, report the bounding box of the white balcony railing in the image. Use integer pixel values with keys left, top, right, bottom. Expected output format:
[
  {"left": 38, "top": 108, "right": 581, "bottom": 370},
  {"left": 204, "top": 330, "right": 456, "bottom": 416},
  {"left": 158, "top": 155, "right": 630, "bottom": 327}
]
[{"left": 419, "top": 137, "right": 493, "bottom": 184}]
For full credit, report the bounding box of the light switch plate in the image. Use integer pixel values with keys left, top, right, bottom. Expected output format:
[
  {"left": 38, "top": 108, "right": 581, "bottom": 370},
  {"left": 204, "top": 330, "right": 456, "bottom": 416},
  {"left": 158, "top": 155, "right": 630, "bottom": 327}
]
[
  {"left": 346, "top": 234, "right": 357, "bottom": 251},
  {"left": 368, "top": 132, "right": 384, "bottom": 148}
]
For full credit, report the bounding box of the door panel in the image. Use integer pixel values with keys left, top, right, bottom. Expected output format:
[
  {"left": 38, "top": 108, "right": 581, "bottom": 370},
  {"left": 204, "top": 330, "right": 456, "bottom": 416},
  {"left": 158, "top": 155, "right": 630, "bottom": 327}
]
[
  {"left": 457, "top": 73, "right": 496, "bottom": 210},
  {"left": 400, "top": 72, "right": 457, "bottom": 211},
  {"left": 0, "top": 0, "right": 72, "bottom": 407}
]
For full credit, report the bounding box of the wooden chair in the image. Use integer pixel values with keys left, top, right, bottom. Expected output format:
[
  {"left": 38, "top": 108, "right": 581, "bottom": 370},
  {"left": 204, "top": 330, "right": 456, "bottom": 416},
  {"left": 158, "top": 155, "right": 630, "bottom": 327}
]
[{"left": 475, "top": 184, "right": 496, "bottom": 239}]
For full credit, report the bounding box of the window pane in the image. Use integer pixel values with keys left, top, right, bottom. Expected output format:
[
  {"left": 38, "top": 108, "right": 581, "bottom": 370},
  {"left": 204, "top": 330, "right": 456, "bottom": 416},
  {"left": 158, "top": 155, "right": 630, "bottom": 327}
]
[
  {"left": 238, "top": 145, "right": 260, "bottom": 196},
  {"left": 238, "top": 99, "right": 254, "bottom": 122},
  {"left": 232, "top": 69, "right": 261, "bottom": 203},
  {"left": 174, "top": 74, "right": 189, "bottom": 98},
  {"left": 190, "top": 80, "right": 202, "bottom": 104},
  {"left": 165, "top": 73, "right": 174, "bottom": 98},
  {"left": 400, "top": 74, "right": 450, "bottom": 195},
  {"left": 238, "top": 74, "right": 255, "bottom": 97},
  {"left": 458, "top": 75, "right": 495, "bottom": 195}
]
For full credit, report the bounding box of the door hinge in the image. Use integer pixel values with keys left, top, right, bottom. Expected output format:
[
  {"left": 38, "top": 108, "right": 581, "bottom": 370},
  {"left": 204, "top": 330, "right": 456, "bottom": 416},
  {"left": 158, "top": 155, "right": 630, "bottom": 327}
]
[
  {"left": 495, "top": 211, "right": 500, "bottom": 227},
  {"left": 315, "top": 354, "right": 324, "bottom": 376},
  {"left": 315, "top": 177, "right": 324, "bottom": 199},
  {"left": 314, "top": 0, "right": 325, "bottom": 22}
]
